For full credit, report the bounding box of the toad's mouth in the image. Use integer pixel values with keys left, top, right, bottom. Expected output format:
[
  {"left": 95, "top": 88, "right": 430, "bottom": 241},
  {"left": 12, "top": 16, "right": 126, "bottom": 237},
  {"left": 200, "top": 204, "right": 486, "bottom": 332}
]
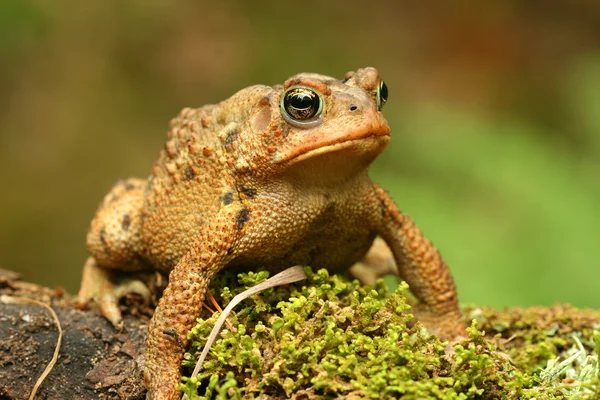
[{"left": 276, "top": 125, "right": 391, "bottom": 166}]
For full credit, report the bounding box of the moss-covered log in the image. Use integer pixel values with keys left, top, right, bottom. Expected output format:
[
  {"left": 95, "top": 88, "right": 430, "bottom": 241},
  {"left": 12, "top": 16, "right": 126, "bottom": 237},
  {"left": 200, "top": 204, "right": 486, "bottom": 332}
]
[{"left": 1, "top": 268, "right": 598, "bottom": 400}]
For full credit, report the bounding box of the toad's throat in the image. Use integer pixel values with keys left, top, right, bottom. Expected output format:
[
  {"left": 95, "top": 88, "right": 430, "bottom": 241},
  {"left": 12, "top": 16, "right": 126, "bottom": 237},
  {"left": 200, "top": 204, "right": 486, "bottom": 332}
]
[{"left": 277, "top": 126, "right": 391, "bottom": 165}]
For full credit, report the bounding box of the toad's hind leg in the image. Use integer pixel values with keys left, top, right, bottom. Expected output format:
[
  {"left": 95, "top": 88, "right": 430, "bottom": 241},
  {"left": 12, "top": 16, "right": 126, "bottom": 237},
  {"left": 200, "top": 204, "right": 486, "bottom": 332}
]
[{"left": 77, "top": 178, "right": 150, "bottom": 328}]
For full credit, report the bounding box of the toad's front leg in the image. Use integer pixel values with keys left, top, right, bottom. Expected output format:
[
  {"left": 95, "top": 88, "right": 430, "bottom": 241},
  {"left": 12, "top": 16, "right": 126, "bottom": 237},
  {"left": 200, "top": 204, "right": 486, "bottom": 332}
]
[
  {"left": 371, "top": 185, "right": 464, "bottom": 337},
  {"left": 144, "top": 205, "right": 246, "bottom": 400}
]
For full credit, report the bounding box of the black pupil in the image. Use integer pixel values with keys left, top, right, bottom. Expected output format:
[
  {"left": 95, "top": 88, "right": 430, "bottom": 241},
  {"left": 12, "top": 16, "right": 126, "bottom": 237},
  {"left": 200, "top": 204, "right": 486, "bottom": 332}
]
[
  {"left": 380, "top": 81, "right": 388, "bottom": 104},
  {"left": 290, "top": 91, "right": 315, "bottom": 109},
  {"left": 284, "top": 88, "right": 320, "bottom": 120}
]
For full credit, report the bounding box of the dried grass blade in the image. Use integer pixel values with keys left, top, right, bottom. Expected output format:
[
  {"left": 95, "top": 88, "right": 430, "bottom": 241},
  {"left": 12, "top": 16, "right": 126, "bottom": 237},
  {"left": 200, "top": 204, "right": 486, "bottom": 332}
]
[{"left": 181, "top": 265, "right": 307, "bottom": 400}]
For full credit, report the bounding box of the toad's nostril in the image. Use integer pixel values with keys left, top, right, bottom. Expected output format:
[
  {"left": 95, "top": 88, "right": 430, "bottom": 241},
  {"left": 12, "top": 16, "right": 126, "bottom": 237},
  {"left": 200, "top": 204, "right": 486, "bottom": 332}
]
[{"left": 349, "top": 105, "right": 358, "bottom": 111}]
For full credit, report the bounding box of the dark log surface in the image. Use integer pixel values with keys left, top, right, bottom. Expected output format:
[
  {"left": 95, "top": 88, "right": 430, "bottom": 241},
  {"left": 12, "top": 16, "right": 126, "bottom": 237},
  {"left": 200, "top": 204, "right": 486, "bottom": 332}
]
[{"left": 0, "top": 269, "right": 148, "bottom": 400}]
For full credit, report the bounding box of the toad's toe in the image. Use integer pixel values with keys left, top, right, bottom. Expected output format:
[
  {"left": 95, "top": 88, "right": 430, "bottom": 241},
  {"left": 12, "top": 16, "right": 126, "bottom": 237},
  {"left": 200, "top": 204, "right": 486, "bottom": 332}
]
[{"left": 78, "top": 257, "right": 152, "bottom": 329}]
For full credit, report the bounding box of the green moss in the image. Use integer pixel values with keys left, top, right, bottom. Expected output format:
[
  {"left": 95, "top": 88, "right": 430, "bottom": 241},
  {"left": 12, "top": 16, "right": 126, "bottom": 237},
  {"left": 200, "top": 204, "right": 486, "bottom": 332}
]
[{"left": 180, "top": 268, "right": 599, "bottom": 399}]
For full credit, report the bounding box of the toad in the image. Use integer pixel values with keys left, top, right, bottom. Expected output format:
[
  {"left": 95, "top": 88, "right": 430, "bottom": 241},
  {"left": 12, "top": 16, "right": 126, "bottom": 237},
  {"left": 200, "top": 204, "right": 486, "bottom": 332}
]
[{"left": 78, "top": 67, "right": 463, "bottom": 399}]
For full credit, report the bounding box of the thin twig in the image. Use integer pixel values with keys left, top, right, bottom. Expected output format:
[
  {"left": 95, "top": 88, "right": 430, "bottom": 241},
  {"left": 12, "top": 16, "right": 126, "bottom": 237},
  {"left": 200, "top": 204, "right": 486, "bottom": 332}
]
[
  {"left": 207, "top": 289, "right": 222, "bottom": 312},
  {"left": 202, "top": 302, "right": 216, "bottom": 314},
  {"left": 1, "top": 294, "right": 63, "bottom": 400},
  {"left": 207, "top": 289, "right": 234, "bottom": 332},
  {"left": 181, "top": 265, "right": 307, "bottom": 400}
]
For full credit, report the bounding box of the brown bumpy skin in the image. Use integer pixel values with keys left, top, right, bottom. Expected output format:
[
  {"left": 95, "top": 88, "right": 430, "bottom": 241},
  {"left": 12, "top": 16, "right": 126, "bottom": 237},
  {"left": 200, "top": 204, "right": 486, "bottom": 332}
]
[{"left": 77, "top": 67, "right": 464, "bottom": 399}]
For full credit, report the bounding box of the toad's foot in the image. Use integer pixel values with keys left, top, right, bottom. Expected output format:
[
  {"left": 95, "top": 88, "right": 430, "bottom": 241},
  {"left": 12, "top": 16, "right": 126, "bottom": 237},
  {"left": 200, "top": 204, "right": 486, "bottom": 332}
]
[
  {"left": 77, "top": 257, "right": 151, "bottom": 329},
  {"left": 351, "top": 238, "right": 464, "bottom": 340},
  {"left": 411, "top": 302, "right": 466, "bottom": 340},
  {"left": 349, "top": 237, "right": 397, "bottom": 285}
]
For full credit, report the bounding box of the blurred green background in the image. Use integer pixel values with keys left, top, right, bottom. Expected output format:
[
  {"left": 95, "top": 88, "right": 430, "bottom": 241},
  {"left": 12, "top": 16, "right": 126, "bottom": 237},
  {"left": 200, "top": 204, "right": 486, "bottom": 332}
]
[{"left": 0, "top": 1, "right": 598, "bottom": 309}]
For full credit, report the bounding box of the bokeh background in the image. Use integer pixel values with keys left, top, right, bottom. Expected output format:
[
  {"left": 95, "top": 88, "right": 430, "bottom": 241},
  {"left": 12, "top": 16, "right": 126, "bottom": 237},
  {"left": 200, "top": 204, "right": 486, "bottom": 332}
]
[{"left": 1, "top": 1, "right": 599, "bottom": 309}]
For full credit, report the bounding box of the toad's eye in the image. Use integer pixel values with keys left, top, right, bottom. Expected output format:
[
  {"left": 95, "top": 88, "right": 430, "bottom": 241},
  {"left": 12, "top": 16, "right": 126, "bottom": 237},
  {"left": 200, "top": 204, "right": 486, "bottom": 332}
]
[
  {"left": 281, "top": 87, "right": 323, "bottom": 125},
  {"left": 377, "top": 80, "right": 388, "bottom": 111}
]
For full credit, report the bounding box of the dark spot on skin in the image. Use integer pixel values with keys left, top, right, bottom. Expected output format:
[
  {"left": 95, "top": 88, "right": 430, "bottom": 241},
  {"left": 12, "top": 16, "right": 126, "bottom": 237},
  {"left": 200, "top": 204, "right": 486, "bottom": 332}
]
[
  {"left": 236, "top": 208, "right": 250, "bottom": 230},
  {"left": 324, "top": 192, "right": 331, "bottom": 200},
  {"left": 184, "top": 166, "right": 195, "bottom": 181},
  {"left": 224, "top": 127, "right": 240, "bottom": 146},
  {"left": 121, "top": 214, "right": 131, "bottom": 231},
  {"left": 380, "top": 198, "right": 389, "bottom": 220},
  {"left": 239, "top": 186, "right": 257, "bottom": 199},
  {"left": 163, "top": 328, "right": 184, "bottom": 349},
  {"left": 99, "top": 227, "right": 110, "bottom": 254},
  {"left": 258, "top": 96, "right": 270, "bottom": 107},
  {"left": 124, "top": 182, "right": 136, "bottom": 191},
  {"left": 310, "top": 203, "right": 336, "bottom": 230},
  {"left": 222, "top": 192, "right": 234, "bottom": 205},
  {"left": 163, "top": 327, "right": 177, "bottom": 336}
]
